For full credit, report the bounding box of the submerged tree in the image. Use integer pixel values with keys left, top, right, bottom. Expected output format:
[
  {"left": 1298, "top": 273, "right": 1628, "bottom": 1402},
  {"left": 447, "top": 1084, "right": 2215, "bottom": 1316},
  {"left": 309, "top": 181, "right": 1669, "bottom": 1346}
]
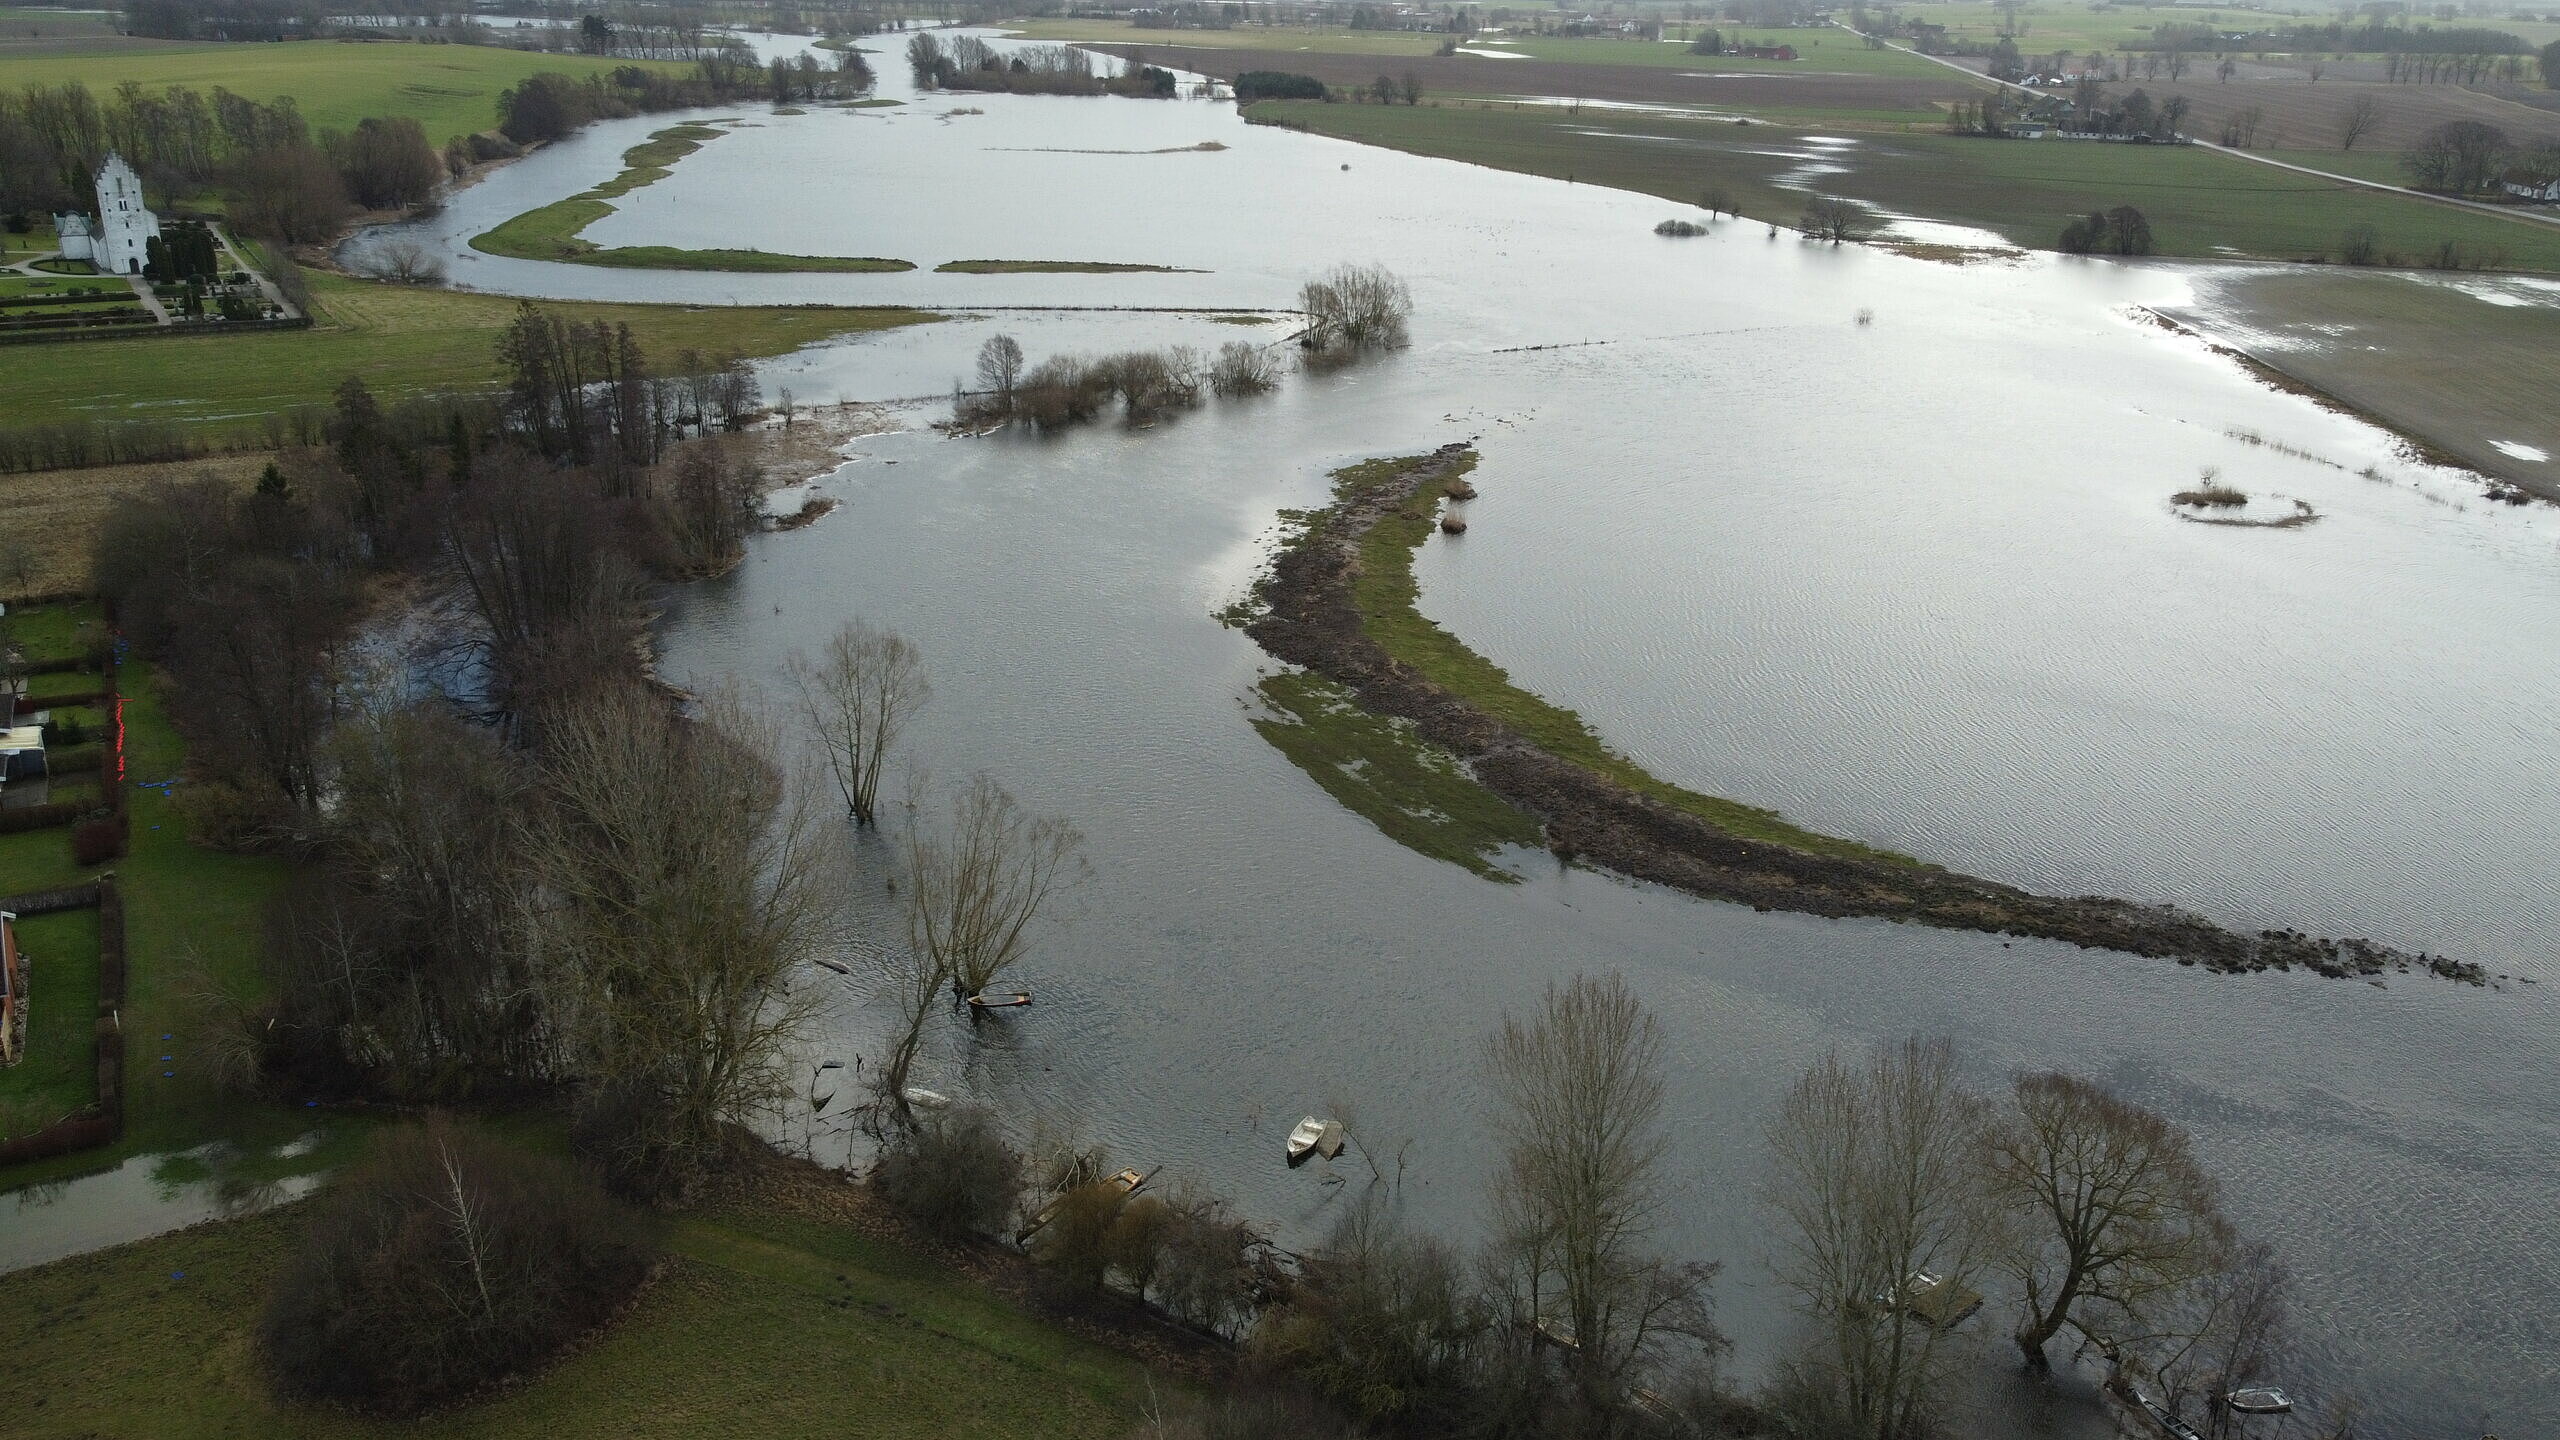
[
  {"left": 1298, "top": 262, "right": 1413, "bottom": 354},
  {"left": 1764, "top": 1038, "right": 1994, "bottom": 1440},
  {"left": 783, "top": 619, "right": 930, "bottom": 827},
  {"left": 1983, "top": 1071, "right": 2231, "bottom": 1371},
  {"left": 906, "top": 773, "right": 1087, "bottom": 1004},
  {"left": 1485, "top": 973, "right": 1722, "bottom": 1420}
]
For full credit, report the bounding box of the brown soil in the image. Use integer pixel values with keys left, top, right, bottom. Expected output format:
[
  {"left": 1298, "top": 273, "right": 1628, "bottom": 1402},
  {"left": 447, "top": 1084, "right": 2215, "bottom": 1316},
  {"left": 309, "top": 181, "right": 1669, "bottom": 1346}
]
[
  {"left": 2112, "top": 77, "right": 2560, "bottom": 154},
  {"left": 1246, "top": 444, "right": 2484, "bottom": 984},
  {"left": 1092, "top": 44, "right": 1975, "bottom": 114},
  {"left": 0, "top": 451, "right": 269, "bottom": 595}
]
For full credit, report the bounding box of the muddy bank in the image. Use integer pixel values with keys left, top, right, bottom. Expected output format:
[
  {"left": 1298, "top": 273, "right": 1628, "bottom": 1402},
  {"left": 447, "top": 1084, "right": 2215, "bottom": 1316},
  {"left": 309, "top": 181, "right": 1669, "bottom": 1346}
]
[{"left": 1246, "top": 445, "right": 2483, "bottom": 983}]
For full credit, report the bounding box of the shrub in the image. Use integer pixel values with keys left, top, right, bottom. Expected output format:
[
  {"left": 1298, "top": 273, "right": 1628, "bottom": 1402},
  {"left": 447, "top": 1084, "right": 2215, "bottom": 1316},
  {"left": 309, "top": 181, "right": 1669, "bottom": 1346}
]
[
  {"left": 2339, "top": 225, "right": 2381, "bottom": 266},
  {"left": 69, "top": 813, "right": 127, "bottom": 866},
  {"left": 1208, "top": 341, "right": 1283, "bottom": 398},
  {"left": 1654, "top": 218, "right": 1707, "bottom": 237},
  {"left": 2172, "top": 469, "right": 2249, "bottom": 508},
  {"left": 1233, "top": 70, "right": 1326, "bottom": 101},
  {"left": 1298, "top": 263, "right": 1412, "bottom": 354},
  {"left": 262, "top": 1118, "right": 654, "bottom": 1415},
  {"left": 871, "top": 1105, "right": 1024, "bottom": 1242}
]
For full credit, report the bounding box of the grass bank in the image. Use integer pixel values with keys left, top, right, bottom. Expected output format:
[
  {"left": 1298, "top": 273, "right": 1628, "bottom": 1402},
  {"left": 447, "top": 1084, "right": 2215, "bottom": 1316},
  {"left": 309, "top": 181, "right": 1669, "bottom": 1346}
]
[
  {"left": 933, "top": 259, "right": 1196, "bottom": 273},
  {"left": 0, "top": 39, "right": 695, "bottom": 144},
  {"left": 1250, "top": 670, "right": 1544, "bottom": 880},
  {"left": 0, "top": 270, "right": 938, "bottom": 440},
  {"left": 0, "top": 1161, "right": 1165, "bottom": 1439},
  {"left": 1328, "top": 454, "right": 1917, "bottom": 865},
  {"left": 472, "top": 123, "right": 914, "bottom": 273},
  {"left": 1247, "top": 100, "right": 2560, "bottom": 269}
]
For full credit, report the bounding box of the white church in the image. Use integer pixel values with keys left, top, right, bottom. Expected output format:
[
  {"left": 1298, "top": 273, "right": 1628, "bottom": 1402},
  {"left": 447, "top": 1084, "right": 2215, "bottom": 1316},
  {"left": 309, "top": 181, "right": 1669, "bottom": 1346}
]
[{"left": 53, "top": 152, "right": 161, "bottom": 276}]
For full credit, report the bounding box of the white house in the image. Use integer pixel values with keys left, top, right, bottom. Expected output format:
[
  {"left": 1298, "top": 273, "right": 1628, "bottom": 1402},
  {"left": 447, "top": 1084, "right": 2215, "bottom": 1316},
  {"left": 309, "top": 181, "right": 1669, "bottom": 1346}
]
[{"left": 52, "top": 152, "right": 161, "bottom": 275}]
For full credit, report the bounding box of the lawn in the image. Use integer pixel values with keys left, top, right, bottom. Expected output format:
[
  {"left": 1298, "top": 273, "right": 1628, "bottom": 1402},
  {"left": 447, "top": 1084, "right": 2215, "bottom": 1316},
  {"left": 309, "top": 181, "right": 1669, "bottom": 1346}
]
[
  {"left": 1250, "top": 101, "right": 2560, "bottom": 269},
  {"left": 1003, "top": 17, "right": 1449, "bottom": 58},
  {"left": 0, "top": 1177, "right": 1164, "bottom": 1439},
  {"left": 0, "top": 907, "right": 99, "bottom": 1129},
  {"left": 0, "top": 270, "right": 940, "bottom": 438},
  {"left": 0, "top": 38, "right": 697, "bottom": 144},
  {"left": 1478, "top": 29, "right": 1955, "bottom": 79}
]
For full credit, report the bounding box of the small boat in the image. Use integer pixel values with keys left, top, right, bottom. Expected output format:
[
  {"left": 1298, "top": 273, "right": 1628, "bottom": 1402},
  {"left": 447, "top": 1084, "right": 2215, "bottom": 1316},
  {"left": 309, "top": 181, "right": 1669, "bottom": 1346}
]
[
  {"left": 1532, "top": 1317, "right": 1582, "bottom": 1352},
  {"left": 1285, "top": 1116, "right": 1347, "bottom": 1167},
  {"left": 811, "top": 957, "right": 851, "bottom": 976},
  {"left": 1871, "top": 1270, "right": 1983, "bottom": 1329},
  {"left": 967, "top": 990, "right": 1032, "bottom": 1010},
  {"left": 2223, "top": 1388, "right": 2293, "bottom": 1416},
  {"left": 900, "top": 1086, "right": 950, "bottom": 1111},
  {"left": 1017, "top": 1166, "right": 1156, "bottom": 1242}
]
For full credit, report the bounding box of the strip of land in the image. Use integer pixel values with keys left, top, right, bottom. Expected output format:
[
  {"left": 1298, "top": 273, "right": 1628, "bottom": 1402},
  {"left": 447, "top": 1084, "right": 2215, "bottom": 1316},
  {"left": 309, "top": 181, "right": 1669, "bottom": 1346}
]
[
  {"left": 472, "top": 124, "right": 915, "bottom": 273},
  {"left": 933, "top": 260, "right": 1199, "bottom": 273},
  {"left": 1245, "top": 447, "right": 2483, "bottom": 983}
]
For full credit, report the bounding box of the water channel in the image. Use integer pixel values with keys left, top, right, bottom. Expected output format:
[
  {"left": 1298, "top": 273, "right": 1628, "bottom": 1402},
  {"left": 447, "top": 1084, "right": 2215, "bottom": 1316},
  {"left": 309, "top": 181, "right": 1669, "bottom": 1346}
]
[{"left": 230, "top": 28, "right": 2560, "bottom": 1434}]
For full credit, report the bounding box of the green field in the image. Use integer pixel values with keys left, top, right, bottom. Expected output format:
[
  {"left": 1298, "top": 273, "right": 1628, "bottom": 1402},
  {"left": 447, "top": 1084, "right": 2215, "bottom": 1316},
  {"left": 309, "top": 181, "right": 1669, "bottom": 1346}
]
[
  {"left": 0, "top": 271, "right": 938, "bottom": 438},
  {"left": 0, "top": 1175, "right": 1162, "bottom": 1439},
  {"left": 1003, "top": 17, "right": 1448, "bottom": 57},
  {"left": 1251, "top": 100, "right": 2560, "bottom": 269},
  {"left": 0, "top": 38, "right": 695, "bottom": 143},
  {"left": 1008, "top": 17, "right": 1948, "bottom": 77},
  {"left": 471, "top": 123, "right": 916, "bottom": 273}
]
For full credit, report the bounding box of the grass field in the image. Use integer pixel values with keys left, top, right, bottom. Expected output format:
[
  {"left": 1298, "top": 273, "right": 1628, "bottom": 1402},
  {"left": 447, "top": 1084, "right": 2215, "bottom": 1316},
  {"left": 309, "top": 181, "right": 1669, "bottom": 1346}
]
[
  {"left": 2159, "top": 268, "right": 2560, "bottom": 495},
  {"left": 0, "top": 38, "right": 695, "bottom": 143},
  {"left": 0, "top": 270, "right": 939, "bottom": 437},
  {"left": 1251, "top": 100, "right": 2560, "bottom": 268},
  {"left": 471, "top": 123, "right": 916, "bottom": 272},
  {"left": 0, "top": 1172, "right": 1163, "bottom": 1439}
]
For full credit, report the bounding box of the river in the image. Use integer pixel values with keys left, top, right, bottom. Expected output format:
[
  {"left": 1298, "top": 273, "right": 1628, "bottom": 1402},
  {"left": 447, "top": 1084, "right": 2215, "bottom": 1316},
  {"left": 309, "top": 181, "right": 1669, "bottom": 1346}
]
[{"left": 263, "top": 28, "right": 2560, "bottom": 1435}]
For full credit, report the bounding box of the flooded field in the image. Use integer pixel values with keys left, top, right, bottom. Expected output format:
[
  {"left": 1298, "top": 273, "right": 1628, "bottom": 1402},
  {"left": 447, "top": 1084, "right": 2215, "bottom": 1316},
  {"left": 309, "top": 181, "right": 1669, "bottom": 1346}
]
[{"left": 341, "top": 33, "right": 2560, "bottom": 1434}]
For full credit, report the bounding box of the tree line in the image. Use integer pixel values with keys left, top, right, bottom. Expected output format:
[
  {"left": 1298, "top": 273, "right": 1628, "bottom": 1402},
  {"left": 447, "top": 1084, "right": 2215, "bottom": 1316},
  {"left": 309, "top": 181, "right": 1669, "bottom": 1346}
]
[
  {"left": 0, "top": 56, "right": 799, "bottom": 244},
  {"left": 905, "top": 34, "right": 1179, "bottom": 97}
]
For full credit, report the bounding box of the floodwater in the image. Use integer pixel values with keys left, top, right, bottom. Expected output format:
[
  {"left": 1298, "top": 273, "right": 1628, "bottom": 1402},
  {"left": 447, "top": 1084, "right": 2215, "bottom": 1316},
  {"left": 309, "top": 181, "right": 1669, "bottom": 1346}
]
[{"left": 375, "top": 31, "right": 2558, "bottom": 1435}]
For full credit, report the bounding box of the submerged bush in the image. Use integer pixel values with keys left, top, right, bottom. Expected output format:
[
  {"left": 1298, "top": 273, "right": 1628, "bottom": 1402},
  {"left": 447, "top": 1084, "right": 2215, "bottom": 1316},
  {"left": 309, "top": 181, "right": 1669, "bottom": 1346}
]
[
  {"left": 1654, "top": 218, "right": 1708, "bottom": 237},
  {"left": 1298, "top": 262, "right": 1412, "bottom": 355},
  {"left": 1209, "top": 340, "right": 1284, "bottom": 397},
  {"left": 262, "top": 1118, "right": 654, "bottom": 1414}
]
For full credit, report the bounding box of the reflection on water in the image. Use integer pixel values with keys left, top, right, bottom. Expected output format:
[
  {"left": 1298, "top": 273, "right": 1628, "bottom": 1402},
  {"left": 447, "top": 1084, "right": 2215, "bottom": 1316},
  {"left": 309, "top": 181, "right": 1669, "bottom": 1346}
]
[
  {"left": 370, "top": 31, "right": 2558, "bottom": 1432},
  {"left": 1, "top": 1133, "right": 331, "bottom": 1275}
]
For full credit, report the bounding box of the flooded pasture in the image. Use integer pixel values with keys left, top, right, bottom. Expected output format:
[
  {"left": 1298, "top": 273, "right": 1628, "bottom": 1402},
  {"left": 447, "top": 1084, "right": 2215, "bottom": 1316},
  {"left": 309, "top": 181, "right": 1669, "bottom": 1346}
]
[{"left": 347, "top": 33, "right": 2560, "bottom": 1434}]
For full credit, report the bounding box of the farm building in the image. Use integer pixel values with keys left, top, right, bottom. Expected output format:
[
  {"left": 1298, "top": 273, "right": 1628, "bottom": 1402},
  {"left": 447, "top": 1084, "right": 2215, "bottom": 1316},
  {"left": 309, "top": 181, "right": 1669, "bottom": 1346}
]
[{"left": 2502, "top": 169, "right": 2560, "bottom": 204}]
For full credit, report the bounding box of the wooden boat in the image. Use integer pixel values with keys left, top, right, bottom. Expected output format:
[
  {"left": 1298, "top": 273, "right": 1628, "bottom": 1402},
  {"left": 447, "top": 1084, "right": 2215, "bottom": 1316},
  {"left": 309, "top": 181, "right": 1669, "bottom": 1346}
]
[
  {"left": 811, "top": 957, "right": 851, "bottom": 976},
  {"left": 967, "top": 991, "right": 1033, "bottom": 1010},
  {"left": 2223, "top": 1388, "right": 2292, "bottom": 1416},
  {"left": 1285, "top": 1116, "right": 1346, "bottom": 1167},
  {"left": 1016, "top": 1166, "right": 1155, "bottom": 1242},
  {"left": 900, "top": 1086, "right": 950, "bottom": 1111}
]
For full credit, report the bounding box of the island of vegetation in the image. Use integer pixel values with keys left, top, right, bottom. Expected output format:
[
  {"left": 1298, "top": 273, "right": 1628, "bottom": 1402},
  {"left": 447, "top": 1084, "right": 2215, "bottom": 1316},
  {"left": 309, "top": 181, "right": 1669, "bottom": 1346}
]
[
  {"left": 1242, "top": 446, "right": 2479, "bottom": 983},
  {"left": 471, "top": 121, "right": 914, "bottom": 273}
]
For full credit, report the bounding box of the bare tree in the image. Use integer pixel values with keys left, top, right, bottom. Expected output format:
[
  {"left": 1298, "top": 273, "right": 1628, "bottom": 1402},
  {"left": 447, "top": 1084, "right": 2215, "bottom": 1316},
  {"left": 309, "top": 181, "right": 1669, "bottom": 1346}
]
[
  {"left": 1298, "top": 262, "right": 1413, "bottom": 354},
  {"left": 1765, "top": 1038, "right": 1995, "bottom": 1440},
  {"left": 1982, "top": 1071, "right": 2231, "bottom": 1371},
  {"left": 1485, "top": 973, "right": 1722, "bottom": 1418},
  {"left": 1207, "top": 340, "right": 1282, "bottom": 397},
  {"left": 907, "top": 772, "right": 1086, "bottom": 1004},
  {"left": 2141, "top": 1237, "right": 2290, "bottom": 1438},
  {"left": 2337, "top": 92, "right": 2382, "bottom": 151},
  {"left": 528, "top": 684, "right": 826, "bottom": 1197},
  {"left": 974, "top": 333, "right": 1024, "bottom": 411},
  {"left": 1799, "top": 196, "right": 1876, "bottom": 244},
  {"left": 362, "top": 238, "right": 447, "bottom": 285},
  {"left": 0, "top": 533, "right": 36, "bottom": 597},
  {"left": 784, "top": 620, "right": 929, "bottom": 828}
]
